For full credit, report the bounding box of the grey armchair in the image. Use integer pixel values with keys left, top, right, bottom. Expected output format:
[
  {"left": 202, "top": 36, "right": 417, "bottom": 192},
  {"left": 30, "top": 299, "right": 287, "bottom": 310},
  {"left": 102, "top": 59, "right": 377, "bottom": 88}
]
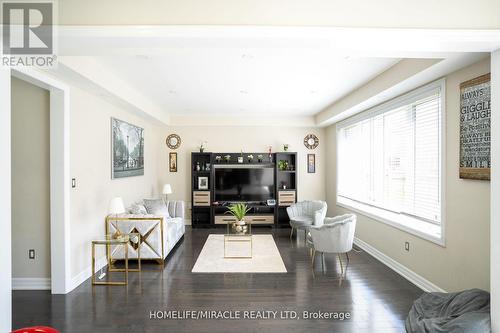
[
  {"left": 286, "top": 200, "right": 327, "bottom": 239},
  {"left": 308, "top": 214, "right": 356, "bottom": 273}
]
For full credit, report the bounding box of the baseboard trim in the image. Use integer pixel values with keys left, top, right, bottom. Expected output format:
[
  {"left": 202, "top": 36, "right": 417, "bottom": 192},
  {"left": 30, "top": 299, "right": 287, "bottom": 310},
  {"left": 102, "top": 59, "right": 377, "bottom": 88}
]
[
  {"left": 69, "top": 256, "right": 107, "bottom": 293},
  {"left": 13, "top": 278, "right": 51, "bottom": 290},
  {"left": 354, "top": 237, "right": 446, "bottom": 293}
]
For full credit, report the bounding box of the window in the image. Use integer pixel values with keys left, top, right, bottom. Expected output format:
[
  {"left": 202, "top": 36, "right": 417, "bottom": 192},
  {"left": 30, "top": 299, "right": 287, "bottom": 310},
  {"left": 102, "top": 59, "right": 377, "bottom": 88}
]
[{"left": 337, "top": 80, "right": 444, "bottom": 244}]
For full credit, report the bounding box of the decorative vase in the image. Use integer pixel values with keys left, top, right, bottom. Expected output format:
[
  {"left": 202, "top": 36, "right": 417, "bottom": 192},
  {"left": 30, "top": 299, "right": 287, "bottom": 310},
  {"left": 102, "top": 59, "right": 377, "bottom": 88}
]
[{"left": 232, "top": 220, "right": 248, "bottom": 234}]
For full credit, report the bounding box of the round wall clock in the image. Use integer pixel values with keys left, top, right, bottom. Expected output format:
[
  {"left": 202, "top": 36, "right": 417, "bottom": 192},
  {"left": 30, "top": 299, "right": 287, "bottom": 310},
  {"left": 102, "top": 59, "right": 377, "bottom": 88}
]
[
  {"left": 304, "top": 134, "right": 319, "bottom": 149},
  {"left": 166, "top": 134, "right": 181, "bottom": 149}
]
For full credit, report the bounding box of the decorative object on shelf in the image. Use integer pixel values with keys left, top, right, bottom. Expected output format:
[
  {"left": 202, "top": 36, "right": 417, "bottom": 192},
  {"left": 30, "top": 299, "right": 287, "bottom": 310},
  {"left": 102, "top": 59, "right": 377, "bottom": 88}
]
[
  {"left": 109, "top": 197, "right": 126, "bottom": 215},
  {"left": 281, "top": 181, "right": 287, "bottom": 189},
  {"left": 304, "top": 133, "right": 319, "bottom": 149},
  {"left": 199, "top": 141, "right": 207, "bottom": 153},
  {"left": 215, "top": 155, "right": 222, "bottom": 163},
  {"left": 283, "top": 144, "right": 289, "bottom": 152},
  {"left": 112, "top": 118, "right": 144, "bottom": 179},
  {"left": 247, "top": 154, "right": 254, "bottom": 163},
  {"left": 268, "top": 146, "right": 273, "bottom": 163},
  {"left": 198, "top": 176, "right": 209, "bottom": 190},
  {"left": 169, "top": 152, "right": 177, "bottom": 172},
  {"left": 238, "top": 156, "right": 244, "bottom": 163},
  {"left": 459, "top": 73, "right": 491, "bottom": 180},
  {"left": 267, "top": 199, "right": 276, "bottom": 206},
  {"left": 166, "top": 133, "right": 181, "bottom": 149},
  {"left": 225, "top": 203, "right": 251, "bottom": 235},
  {"left": 278, "top": 160, "right": 289, "bottom": 171},
  {"left": 162, "top": 184, "right": 172, "bottom": 200},
  {"left": 224, "top": 154, "right": 231, "bottom": 163},
  {"left": 206, "top": 163, "right": 211, "bottom": 171},
  {"left": 196, "top": 161, "right": 201, "bottom": 171},
  {"left": 257, "top": 154, "right": 263, "bottom": 163},
  {"left": 307, "top": 154, "right": 316, "bottom": 173}
]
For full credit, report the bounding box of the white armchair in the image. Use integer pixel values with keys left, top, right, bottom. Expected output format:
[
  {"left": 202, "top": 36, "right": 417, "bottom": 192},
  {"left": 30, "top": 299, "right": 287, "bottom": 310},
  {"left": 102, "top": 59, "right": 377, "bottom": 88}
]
[
  {"left": 308, "top": 214, "right": 356, "bottom": 273},
  {"left": 286, "top": 200, "right": 327, "bottom": 239}
]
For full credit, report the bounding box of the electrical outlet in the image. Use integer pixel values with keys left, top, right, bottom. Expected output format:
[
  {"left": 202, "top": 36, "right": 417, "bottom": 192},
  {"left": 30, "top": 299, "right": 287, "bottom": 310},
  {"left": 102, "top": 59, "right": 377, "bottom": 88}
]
[
  {"left": 28, "top": 249, "right": 35, "bottom": 259},
  {"left": 404, "top": 242, "right": 410, "bottom": 252},
  {"left": 72, "top": 178, "right": 76, "bottom": 188}
]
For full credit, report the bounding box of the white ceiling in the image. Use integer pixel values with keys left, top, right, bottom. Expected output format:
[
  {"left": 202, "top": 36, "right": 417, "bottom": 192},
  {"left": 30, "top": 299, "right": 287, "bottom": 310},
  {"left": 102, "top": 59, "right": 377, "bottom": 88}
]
[{"left": 96, "top": 50, "right": 398, "bottom": 116}]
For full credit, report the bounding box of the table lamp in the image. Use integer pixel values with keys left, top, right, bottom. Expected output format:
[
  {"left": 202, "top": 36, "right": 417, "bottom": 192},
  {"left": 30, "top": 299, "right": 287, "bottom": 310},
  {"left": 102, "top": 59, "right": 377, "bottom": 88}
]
[
  {"left": 109, "top": 197, "right": 125, "bottom": 216},
  {"left": 163, "top": 184, "right": 172, "bottom": 201}
]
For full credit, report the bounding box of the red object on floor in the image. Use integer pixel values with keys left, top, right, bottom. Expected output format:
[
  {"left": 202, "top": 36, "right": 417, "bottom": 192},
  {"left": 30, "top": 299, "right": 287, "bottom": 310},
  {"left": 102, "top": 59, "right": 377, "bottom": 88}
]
[{"left": 12, "top": 327, "right": 60, "bottom": 333}]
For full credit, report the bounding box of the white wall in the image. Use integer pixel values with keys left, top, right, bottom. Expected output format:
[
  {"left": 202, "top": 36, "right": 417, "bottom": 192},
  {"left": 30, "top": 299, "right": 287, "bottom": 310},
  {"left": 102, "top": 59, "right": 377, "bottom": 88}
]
[
  {"left": 0, "top": 69, "right": 12, "bottom": 332},
  {"left": 68, "top": 84, "right": 167, "bottom": 285},
  {"left": 490, "top": 50, "right": 500, "bottom": 333},
  {"left": 11, "top": 77, "right": 51, "bottom": 280},
  {"left": 326, "top": 58, "right": 491, "bottom": 292},
  {"left": 159, "top": 126, "right": 326, "bottom": 220}
]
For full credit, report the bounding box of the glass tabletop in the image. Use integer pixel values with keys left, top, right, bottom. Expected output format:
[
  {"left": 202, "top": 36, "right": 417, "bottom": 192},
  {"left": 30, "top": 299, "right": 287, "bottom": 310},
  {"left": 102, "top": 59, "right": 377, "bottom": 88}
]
[{"left": 92, "top": 233, "right": 140, "bottom": 245}]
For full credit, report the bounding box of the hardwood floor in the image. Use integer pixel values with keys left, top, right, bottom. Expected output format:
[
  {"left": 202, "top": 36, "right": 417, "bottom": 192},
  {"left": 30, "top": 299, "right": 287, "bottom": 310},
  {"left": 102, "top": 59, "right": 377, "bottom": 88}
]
[{"left": 13, "top": 227, "right": 422, "bottom": 332}]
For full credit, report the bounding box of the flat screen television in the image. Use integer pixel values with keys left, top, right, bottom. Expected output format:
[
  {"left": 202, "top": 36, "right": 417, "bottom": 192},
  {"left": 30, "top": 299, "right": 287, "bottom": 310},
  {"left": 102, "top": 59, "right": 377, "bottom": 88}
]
[{"left": 215, "top": 167, "right": 274, "bottom": 202}]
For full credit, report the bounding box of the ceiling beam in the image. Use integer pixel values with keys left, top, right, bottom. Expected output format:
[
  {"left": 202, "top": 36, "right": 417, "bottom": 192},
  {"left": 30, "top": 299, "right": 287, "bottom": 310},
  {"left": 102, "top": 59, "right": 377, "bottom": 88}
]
[
  {"left": 57, "top": 26, "right": 500, "bottom": 56},
  {"left": 51, "top": 57, "right": 170, "bottom": 125},
  {"left": 315, "top": 53, "right": 489, "bottom": 126}
]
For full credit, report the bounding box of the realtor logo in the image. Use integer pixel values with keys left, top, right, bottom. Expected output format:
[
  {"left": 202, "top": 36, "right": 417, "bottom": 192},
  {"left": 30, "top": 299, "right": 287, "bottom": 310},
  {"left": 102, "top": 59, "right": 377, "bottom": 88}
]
[{"left": 1, "top": 1, "right": 56, "bottom": 67}]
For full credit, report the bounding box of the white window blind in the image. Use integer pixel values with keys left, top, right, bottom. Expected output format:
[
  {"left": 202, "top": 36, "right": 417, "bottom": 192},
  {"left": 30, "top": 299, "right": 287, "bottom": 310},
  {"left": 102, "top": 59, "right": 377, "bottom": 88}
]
[{"left": 337, "top": 83, "right": 442, "bottom": 225}]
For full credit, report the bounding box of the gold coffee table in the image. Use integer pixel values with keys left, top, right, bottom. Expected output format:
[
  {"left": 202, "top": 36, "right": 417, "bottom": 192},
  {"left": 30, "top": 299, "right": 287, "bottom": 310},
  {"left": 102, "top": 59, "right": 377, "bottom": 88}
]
[{"left": 224, "top": 220, "right": 252, "bottom": 259}]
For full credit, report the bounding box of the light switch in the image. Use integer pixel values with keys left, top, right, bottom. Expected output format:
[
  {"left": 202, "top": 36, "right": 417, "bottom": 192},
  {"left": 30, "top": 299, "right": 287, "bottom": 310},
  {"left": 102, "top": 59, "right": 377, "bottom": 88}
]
[
  {"left": 29, "top": 249, "right": 35, "bottom": 259},
  {"left": 72, "top": 178, "right": 76, "bottom": 188}
]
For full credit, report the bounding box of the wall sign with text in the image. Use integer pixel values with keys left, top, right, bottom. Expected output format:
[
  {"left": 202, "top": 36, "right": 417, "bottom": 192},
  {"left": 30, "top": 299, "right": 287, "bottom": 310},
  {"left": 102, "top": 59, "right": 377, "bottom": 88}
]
[{"left": 459, "top": 73, "right": 491, "bottom": 180}]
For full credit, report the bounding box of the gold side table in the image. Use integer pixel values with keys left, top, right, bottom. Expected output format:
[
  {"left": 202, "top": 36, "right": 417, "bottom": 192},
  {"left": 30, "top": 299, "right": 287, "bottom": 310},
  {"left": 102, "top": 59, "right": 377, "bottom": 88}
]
[{"left": 92, "top": 236, "right": 129, "bottom": 286}]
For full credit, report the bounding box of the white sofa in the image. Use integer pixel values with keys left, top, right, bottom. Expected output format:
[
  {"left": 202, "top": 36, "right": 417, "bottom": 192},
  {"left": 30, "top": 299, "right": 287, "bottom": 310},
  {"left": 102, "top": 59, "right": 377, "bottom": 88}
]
[{"left": 106, "top": 200, "right": 185, "bottom": 262}]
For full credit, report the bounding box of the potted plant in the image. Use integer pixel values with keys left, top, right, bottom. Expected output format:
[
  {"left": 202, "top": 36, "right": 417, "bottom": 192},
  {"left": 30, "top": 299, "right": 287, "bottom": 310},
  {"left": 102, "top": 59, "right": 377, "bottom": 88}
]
[
  {"left": 257, "top": 154, "right": 263, "bottom": 163},
  {"left": 224, "top": 154, "right": 231, "bottom": 163},
  {"left": 247, "top": 154, "right": 254, "bottom": 163},
  {"left": 278, "top": 160, "right": 289, "bottom": 171},
  {"left": 225, "top": 203, "right": 251, "bottom": 234},
  {"left": 283, "top": 144, "right": 289, "bottom": 152},
  {"left": 215, "top": 155, "right": 222, "bottom": 163}
]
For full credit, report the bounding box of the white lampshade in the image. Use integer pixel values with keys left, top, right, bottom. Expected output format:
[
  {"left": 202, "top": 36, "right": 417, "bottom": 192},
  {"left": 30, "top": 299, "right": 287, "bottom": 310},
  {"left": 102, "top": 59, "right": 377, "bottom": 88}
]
[
  {"left": 162, "top": 184, "right": 172, "bottom": 195},
  {"left": 109, "top": 197, "right": 125, "bottom": 214}
]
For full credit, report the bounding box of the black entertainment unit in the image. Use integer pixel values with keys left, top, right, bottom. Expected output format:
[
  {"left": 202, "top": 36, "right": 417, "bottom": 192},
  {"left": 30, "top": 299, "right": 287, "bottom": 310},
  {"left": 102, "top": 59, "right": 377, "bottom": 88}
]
[{"left": 191, "top": 152, "right": 297, "bottom": 227}]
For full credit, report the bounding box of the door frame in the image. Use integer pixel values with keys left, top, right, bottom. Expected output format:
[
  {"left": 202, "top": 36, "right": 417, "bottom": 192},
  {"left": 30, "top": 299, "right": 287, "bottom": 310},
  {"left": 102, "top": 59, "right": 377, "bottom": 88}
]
[{"left": 11, "top": 67, "right": 71, "bottom": 294}]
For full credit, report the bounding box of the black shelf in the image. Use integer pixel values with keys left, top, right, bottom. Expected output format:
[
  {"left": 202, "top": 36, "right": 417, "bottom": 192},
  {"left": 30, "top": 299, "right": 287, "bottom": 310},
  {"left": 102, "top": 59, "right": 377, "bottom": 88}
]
[
  {"left": 275, "top": 152, "right": 298, "bottom": 228},
  {"left": 191, "top": 151, "right": 297, "bottom": 228}
]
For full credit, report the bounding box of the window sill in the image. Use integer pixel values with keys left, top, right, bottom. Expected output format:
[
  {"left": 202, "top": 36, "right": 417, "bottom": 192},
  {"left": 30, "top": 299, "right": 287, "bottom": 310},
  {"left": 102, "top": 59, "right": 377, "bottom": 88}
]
[{"left": 337, "top": 197, "right": 445, "bottom": 247}]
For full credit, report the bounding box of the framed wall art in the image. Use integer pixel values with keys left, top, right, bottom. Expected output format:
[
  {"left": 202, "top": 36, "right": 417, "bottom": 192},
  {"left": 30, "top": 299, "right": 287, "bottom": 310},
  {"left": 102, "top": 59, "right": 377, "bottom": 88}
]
[
  {"left": 111, "top": 118, "right": 144, "bottom": 179},
  {"left": 169, "top": 152, "right": 177, "bottom": 172},
  {"left": 459, "top": 73, "right": 491, "bottom": 180},
  {"left": 307, "top": 154, "right": 315, "bottom": 173}
]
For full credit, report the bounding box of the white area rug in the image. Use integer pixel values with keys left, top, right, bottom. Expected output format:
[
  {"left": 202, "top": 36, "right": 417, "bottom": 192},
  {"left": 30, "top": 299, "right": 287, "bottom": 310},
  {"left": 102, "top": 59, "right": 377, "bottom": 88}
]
[{"left": 192, "top": 234, "right": 287, "bottom": 273}]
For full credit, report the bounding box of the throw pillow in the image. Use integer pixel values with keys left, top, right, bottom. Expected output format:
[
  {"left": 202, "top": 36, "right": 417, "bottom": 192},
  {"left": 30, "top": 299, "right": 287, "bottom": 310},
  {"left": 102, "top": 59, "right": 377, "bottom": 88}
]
[
  {"left": 129, "top": 203, "right": 147, "bottom": 215},
  {"left": 143, "top": 199, "right": 170, "bottom": 217}
]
